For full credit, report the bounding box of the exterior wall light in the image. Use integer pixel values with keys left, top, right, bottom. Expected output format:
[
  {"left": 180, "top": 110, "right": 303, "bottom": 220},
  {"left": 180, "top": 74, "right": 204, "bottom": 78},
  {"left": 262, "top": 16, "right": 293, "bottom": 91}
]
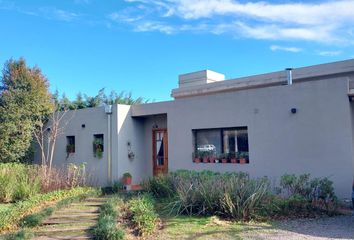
[
  {"left": 81, "top": 124, "right": 86, "bottom": 128},
  {"left": 291, "top": 108, "right": 297, "bottom": 114}
]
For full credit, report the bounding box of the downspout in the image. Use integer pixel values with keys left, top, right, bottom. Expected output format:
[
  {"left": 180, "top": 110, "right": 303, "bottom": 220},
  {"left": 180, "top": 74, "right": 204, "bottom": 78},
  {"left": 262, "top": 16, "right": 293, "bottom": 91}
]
[{"left": 105, "top": 105, "right": 113, "bottom": 185}]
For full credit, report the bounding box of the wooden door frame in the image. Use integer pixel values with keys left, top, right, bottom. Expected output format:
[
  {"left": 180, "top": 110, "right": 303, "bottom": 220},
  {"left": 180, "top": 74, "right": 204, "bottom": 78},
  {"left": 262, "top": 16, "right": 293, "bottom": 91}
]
[{"left": 152, "top": 128, "right": 168, "bottom": 176}]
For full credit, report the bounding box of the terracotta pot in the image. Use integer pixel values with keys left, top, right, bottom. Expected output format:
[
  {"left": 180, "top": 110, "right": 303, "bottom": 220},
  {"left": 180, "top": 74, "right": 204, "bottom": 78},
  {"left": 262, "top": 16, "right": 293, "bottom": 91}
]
[
  {"left": 239, "top": 158, "right": 246, "bottom": 164},
  {"left": 203, "top": 157, "right": 209, "bottom": 163},
  {"left": 221, "top": 158, "right": 228, "bottom": 163},
  {"left": 209, "top": 157, "right": 216, "bottom": 163},
  {"left": 123, "top": 176, "right": 132, "bottom": 185},
  {"left": 231, "top": 158, "right": 237, "bottom": 163},
  {"left": 194, "top": 158, "right": 201, "bottom": 163}
]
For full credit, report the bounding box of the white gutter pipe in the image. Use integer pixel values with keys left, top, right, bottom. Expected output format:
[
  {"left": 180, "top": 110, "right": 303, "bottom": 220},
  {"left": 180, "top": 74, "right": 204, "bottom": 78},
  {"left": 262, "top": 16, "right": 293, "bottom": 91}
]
[{"left": 105, "top": 105, "right": 113, "bottom": 185}]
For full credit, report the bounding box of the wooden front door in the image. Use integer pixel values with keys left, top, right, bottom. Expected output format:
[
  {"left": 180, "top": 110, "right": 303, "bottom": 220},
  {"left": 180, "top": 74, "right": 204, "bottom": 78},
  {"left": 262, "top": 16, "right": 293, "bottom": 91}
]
[{"left": 152, "top": 129, "right": 168, "bottom": 176}]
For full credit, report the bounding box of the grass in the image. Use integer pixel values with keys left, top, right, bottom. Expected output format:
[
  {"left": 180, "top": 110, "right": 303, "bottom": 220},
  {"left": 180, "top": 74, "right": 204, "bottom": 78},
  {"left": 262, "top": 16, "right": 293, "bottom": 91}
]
[
  {"left": 157, "top": 215, "right": 246, "bottom": 240},
  {"left": 0, "top": 203, "right": 12, "bottom": 211}
]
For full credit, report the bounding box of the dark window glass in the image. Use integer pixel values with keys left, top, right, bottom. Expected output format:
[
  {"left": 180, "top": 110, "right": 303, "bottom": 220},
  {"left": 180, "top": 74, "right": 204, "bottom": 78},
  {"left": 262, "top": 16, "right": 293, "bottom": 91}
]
[
  {"left": 193, "top": 127, "right": 249, "bottom": 162},
  {"left": 66, "top": 136, "right": 75, "bottom": 153},
  {"left": 194, "top": 129, "right": 221, "bottom": 156}
]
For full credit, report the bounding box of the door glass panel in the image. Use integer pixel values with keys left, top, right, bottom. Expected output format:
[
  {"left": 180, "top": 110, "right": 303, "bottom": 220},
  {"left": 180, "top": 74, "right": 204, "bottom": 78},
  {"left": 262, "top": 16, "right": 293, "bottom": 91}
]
[{"left": 156, "top": 132, "right": 164, "bottom": 166}]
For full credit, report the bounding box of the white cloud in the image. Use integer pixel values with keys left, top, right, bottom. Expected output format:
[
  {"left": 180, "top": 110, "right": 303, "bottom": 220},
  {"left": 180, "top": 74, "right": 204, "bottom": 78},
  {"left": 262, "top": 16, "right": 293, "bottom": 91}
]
[
  {"left": 317, "top": 50, "right": 342, "bottom": 56},
  {"left": 111, "top": 0, "right": 354, "bottom": 45},
  {"left": 270, "top": 45, "right": 302, "bottom": 53},
  {"left": 134, "top": 21, "right": 176, "bottom": 34}
]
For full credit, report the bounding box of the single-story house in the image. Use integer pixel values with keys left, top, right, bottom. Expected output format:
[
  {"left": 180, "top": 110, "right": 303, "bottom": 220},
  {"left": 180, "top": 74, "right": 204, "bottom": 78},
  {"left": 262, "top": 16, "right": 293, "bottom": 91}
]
[{"left": 36, "top": 59, "right": 354, "bottom": 199}]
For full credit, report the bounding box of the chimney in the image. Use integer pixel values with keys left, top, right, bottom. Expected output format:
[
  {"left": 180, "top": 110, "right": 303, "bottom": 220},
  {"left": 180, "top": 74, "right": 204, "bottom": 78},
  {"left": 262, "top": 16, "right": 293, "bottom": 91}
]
[
  {"left": 285, "top": 68, "right": 293, "bottom": 85},
  {"left": 178, "top": 70, "right": 225, "bottom": 88}
]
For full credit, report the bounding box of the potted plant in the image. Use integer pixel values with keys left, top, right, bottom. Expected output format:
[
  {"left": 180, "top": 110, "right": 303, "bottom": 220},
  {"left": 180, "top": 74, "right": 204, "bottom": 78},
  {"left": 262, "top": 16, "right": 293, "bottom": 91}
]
[
  {"left": 193, "top": 151, "right": 201, "bottom": 163},
  {"left": 220, "top": 153, "right": 228, "bottom": 163},
  {"left": 209, "top": 153, "right": 217, "bottom": 163},
  {"left": 66, "top": 144, "right": 75, "bottom": 158},
  {"left": 202, "top": 151, "right": 209, "bottom": 163},
  {"left": 123, "top": 172, "right": 132, "bottom": 185},
  {"left": 239, "top": 152, "right": 248, "bottom": 164},
  {"left": 93, "top": 139, "right": 103, "bottom": 159},
  {"left": 230, "top": 152, "right": 237, "bottom": 163}
]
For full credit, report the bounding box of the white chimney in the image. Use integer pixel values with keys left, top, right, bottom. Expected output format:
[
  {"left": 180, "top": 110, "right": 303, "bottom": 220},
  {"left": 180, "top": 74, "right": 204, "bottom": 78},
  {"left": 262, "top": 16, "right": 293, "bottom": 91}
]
[{"left": 178, "top": 70, "right": 225, "bottom": 88}]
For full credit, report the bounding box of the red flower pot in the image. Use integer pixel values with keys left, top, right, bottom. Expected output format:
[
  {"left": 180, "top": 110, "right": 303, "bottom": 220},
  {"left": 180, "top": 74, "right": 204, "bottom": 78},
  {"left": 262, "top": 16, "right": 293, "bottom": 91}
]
[
  {"left": 194, "top": 158, "right": 201, "bottom": 163},
  {"left": 203, "top": 157, "right": 209, "bottom": 163},
  {"left": 221, "top": 158, "right": 228, "bottom": 163},
  {"left": 123, "top": 176, "right": 132, "bottom": 185},
  {"left": 231, "top": 158, "right": 237, "bottom": 163},
  {"left": 239, "top": 158, "right": 246, "bottom": 164}
]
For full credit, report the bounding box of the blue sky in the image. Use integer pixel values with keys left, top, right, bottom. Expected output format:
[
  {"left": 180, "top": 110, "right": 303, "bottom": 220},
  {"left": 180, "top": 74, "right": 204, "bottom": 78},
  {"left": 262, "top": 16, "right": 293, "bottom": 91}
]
[{"left": 0, "top": 0, "right": 353, "bottom": 101}]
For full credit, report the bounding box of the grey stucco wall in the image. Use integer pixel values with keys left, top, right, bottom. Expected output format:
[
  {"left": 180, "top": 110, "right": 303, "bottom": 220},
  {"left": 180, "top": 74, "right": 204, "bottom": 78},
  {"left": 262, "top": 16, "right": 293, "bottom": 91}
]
[
  {"left": 164, "top": 76, "right": 354, "bottom": 199},
  {"left": 47, "top": 107, "right": 109, "bottom": 186}
]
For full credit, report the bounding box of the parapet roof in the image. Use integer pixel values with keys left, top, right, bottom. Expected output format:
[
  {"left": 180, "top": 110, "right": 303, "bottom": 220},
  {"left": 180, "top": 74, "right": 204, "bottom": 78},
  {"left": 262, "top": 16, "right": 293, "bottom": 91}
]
[{"left": 171, "top": 59, "right": 354, "bottom": 99}]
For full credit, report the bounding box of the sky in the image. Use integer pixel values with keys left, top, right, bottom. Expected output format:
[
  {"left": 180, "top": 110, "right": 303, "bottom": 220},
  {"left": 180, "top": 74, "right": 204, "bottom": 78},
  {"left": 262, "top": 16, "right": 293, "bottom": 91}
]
[{"left": 0, "top": 0, "right": 353, "bottom": 101}]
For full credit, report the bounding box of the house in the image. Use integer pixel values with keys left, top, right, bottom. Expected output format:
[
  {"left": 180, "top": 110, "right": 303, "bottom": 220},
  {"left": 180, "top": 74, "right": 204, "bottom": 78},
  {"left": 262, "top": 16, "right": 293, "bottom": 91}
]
[{"left": 38, "top": 59, "right": 354, "bottom": 199}]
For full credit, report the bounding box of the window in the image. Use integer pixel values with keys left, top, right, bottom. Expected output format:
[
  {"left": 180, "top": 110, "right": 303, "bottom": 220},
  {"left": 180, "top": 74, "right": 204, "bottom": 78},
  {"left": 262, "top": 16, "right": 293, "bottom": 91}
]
[
  {"left": 93, "top": 134, "right": 104, "bottom": 158},
  {"left": 193, "top": 127, "right": 249, "bottom": 164},
  {"left": 66, "top": 136, "right": 75, "bottom": 154}
]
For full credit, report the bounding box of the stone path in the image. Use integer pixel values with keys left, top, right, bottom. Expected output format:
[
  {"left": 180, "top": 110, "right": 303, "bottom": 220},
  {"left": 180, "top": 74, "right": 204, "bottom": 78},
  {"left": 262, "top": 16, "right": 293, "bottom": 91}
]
[{"left": 32, "top": 197, "right": 107, "bottom": 240}]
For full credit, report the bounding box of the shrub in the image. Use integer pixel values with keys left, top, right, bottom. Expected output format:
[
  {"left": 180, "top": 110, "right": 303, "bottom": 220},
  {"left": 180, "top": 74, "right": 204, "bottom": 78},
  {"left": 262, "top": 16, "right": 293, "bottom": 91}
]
[
  {"left": 280, "top": 174, "right": 312, "bottom": 198},
  {"left": 128, "top": 194, "right": 159, "bottom": 236},
  {"left": 165, "top": 171, "right": 270, "bottom": 220},
  {"left": 92, "top": 197, "right": 124, "bottom": 240},
  {"left": 143, "top": 174, "right": 175, "bottom": 198},
  {"left": 0, "top": 163, "right": 41, "bottom": 203},
  {"left": 280, "top": 173, "right": 337, "bottom": 212}
]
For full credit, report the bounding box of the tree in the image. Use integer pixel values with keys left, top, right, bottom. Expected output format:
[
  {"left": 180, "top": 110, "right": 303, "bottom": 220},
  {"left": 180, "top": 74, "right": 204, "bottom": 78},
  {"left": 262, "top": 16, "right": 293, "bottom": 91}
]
[
  {"left": 0, "top": 58, "right": 53, "bottom": 163},
  {"left": 34, "top": 109, "right": 71, "bottom": 170}
]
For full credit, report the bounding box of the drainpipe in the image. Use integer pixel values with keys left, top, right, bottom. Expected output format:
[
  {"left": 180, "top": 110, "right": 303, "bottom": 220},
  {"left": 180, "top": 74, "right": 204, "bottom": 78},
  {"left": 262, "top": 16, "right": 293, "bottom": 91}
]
[
  {"left": 285, "top": 68, "right": 293, "bottom": 85},
  {"left": 105, "top": 105, "right": 113, "bottom": 185}
]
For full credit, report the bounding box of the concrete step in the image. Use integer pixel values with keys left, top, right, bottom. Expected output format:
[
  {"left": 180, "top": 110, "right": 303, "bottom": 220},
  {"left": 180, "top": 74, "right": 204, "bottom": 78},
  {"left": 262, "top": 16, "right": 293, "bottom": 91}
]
[
  {"left": 50, "top": 213, "right": 99, "bottom": 218},
  {"left": 35, "top": 226, "right": 93, "bottom": 233},
  {"left": 42, "top": 219, "right": 97, "bottom": 225}
]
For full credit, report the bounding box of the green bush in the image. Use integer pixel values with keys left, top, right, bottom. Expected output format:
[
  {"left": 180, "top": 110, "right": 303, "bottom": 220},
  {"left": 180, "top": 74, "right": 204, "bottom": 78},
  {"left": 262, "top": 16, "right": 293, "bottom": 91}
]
[
  {"left": 0, "top": 187, "right": 99, "bottom": 232},
  {"left": 92, "top": 197, "right": 124, "bottom": 240},
  {"left": 128, "top": 194, "right": 158, "bottom": 236},
  {"left": 143, "top": 174, "right": 175, "bottom": 198},
  {"left": 145, "top": 171, "right": 338, "bottom": 220},
  {"left": 0, "top": 163, "right": 41, "bottom": 203},
  {"left": 152, "top": 171, "right": 270, "bottom": 220},
  {"left": 280, "top": 174, "right": 337, "bottom": 208}
]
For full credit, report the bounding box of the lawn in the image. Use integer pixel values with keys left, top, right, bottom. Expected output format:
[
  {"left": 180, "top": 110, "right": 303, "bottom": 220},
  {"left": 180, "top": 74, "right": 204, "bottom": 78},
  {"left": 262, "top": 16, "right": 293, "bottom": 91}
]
[
  {"left": 157, "top": 215, "right": 246, "bottom": 240},
  {"left": 0, "top": 203, "right": 12, "bottom": 212}
]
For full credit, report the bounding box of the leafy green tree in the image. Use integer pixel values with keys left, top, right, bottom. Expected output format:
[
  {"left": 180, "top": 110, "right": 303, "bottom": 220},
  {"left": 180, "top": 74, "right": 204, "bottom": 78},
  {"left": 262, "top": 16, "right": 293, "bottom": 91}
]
[
  {"left": 0, "top": 58, "right": 53, "bottom": 163},
  {"left": 73, "top": 92, "right": 86, "bottom": 109}
]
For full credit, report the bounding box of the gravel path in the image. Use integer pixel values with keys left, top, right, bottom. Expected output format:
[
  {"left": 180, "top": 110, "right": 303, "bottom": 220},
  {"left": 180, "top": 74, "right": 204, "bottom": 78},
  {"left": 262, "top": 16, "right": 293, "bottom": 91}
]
[{"left": 242, "top": 215, "right": 354, "bottom": 240}]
